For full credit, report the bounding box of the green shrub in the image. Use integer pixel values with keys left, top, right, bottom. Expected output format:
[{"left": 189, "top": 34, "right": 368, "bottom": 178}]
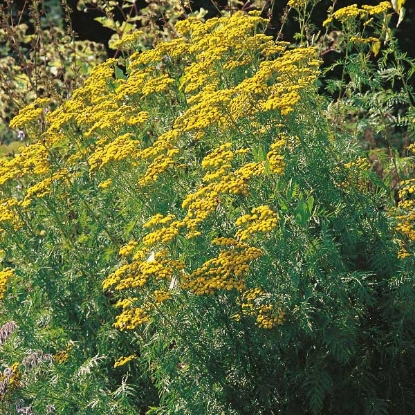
[{"left": 1, "top": 3, "right": 415, "bottom": 414}]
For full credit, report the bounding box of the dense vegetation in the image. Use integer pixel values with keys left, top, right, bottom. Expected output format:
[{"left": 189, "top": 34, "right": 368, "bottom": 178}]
[{"left": 1, "top": 1, "right": 415, "bottom": 414}]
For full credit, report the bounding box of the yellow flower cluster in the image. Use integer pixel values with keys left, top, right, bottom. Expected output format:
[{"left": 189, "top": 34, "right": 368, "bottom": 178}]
[
  {"left": 239, "top": 288, "right": 286, "bottom": 329},
  {"left": 83, "top": 105, "right": 149, "bottom": 138},
  {"left": 361, "top": 2, "right": 391, "bottom": 15},
  {"left": 350, "top": 36, "right": 380, "bottom": 44},
  {"left": 2, "top": 11, "right": 319, "bottom": 228},
  {"left": 324, "top": 2, "right": 391, "bottom": 26},
  {"left": 174, "top": 89, "right": 232, "bottom": 132},
  {"left": 0, "top": 199, "right": 23, "bottom": 230},
  {"left": 181, "top": 237, "right": 262, "bottom": 295},
  {"left": 181, "top": 183, "right": 221, "bottom": 238},
  {"left": 115, "top": 58, "right": 176, "bottom": 102},
  {"left": 115, "top": 297, "right": 138, "bottom": 309},
  {"left": 342, "top": 157, "right": 371, "bottom": 191},
  {"left": 0, "top": 141, "right": 51, "bottom": 230},
  {"left": 0, "top": 142, "right": 49, "bottom": 186},
  {"left": 259, "top": 49, "right": 320, "bottom": 115},
  {"left": 103, "top": 220, "right": 185, "bottom": 330},
  {"left": 397, "top": 245, "right": 410, "bottom": 259},
  {"left": 9, "top": 97, "right": 51, "bottom": 134},
  {"left": 153, "top": 289, "right": 171, "bottom": 304},
  {"left": 117, "top": 144, "right": 277, "bottom": 262},
  {"left": 0, "top": 267, "right": 15, "bottom": 299},
  {"left": 324, "top": 4, "right": 361, "bottom": 25},
  {"left": 114, "top": 70, "right": 150, "bottom": 100},
  {"left": 186, "top": 48, "right": 318, "bottom": 129},
  {"left": 171, "top": 12, "right": 319, "bottom": 131},
  {"left": 110, "top": 201, "right": 268, "bottom": 304},
  {"left": 88, "top": 133, "right": 139, "bottom": 171},
  {"left": 0, "top": 362, "right": 21, "bottom": 399},
  {"left": 23, "top": 168, "right": 68, "bottom": 207},
  {"left": 128, "top": 36, "right": 188, "bottom": 69},
  {"left": 133, "top": 130, "right": 183, "bottom": 188},
  {"left": 236, "top": 162, "right": 266, "bottom": 180},
  {"left": 119, "top": 240, "right": 138, "bottom": 257},
  {"left": 3, "top": 12, "right": 319, "bottom": 245},
  {"left": 175, "top": 12, "right": 266, "bottom": 95},
  {"left": 389, "top": 173, "right": 415, "bottom": 258},
  {"left": 53, "top": 343, "right": 73, "bottom": 364},
  {"left": 3, "top": 57, "right": 151, "bottom": 201},
  {"left": 267, "top": 137, "right": 287, "bottom": 174},
  {"left": 143, "top": 213, "right": 176, "bottom": 228},
  {"left": 202, "top": 142, "right": 233, "bottom": 169},
  {"left": 98, "top": 178, "right": 112, "bottom": 189},
  {"left": 235, "top": 205, "right": 279, "bottom": 241},
  {"left": 255, "top": 304, "right": 286, "bottom": 329},
  {"left": 104, "top": 249, "right": 184, "bottom": 292},
  {"left": 181, "top": 144, "right": 270, "bottom": 237},
  {"left": 288, "top": 0, "right": 309, "bottom": 8},
  {"left": 111, "top": 29, "right": 144, "bottom": 50},
  {"left": 104, "top": 212, "right": 195, "bottom": 331},
  {"left": 142, "top": 214, "right": 184, "bottom": 245},
  {"left": 142, "top": 74, "right": 175, "bottom": 97},
  {"left": 394, "top": 179, "right": 415, "bottom": 257},
  {"left": 201, "top": 142, "right": 234, "bottom": 182},
  {"left": 53, "top": 350, "right": 69, "bottom": 364},
  {"left": 72, "top": 58, "right": 118, "bottom": 107},
  {"left": 137, "top": 149, "right": 180, "bottom": 187},
  {"left": 395, "top": 214, "right": 415, "bottom": 257},
  {"left": 113, "top": 354, "right": 137, "bottom": 368},
  {"left": 398, "top": 179, "right": 415, "bottom": 200},
  {"left": 113, "top": 306, "right": 151, "bottom": 330}
]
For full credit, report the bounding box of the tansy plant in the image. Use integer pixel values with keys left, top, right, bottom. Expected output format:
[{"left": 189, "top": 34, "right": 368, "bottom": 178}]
[{"left": 1, "top": 5, "right": 415, "bottom": 415}]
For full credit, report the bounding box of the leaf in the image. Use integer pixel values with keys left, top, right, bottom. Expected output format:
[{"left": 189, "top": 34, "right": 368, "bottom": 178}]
[
  {"left": 94, "top": 16, "right": 118, "bottom": 31},
  {"left": 114, "top": 65, "right": 127, "bottom": 80},
  {"left": 305, "top": 368, "right": 332, "bottom": 415},
  {"left": 391, "top": 0, "right": 406, "bottom": 26},
  {"left": 252, "top": 145, "right": 266, "bottom": 162},
  {"left": 397, "top": 7, "right": 406, "bottom": 27},
  {"left": 371, "top": 40, "right": 381, "bottom": 57},
  {"left": 307, "top": 195, "right": 315, "bottom": 215},
  {"left": 295, "top": 200, "right": 309, "bottom": 226},
  {"left": 391, "top": 0, "right": 406, "bottom": 13},
  {"left": 119, "top": 22, "right": 136, "bottom": 33}
]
